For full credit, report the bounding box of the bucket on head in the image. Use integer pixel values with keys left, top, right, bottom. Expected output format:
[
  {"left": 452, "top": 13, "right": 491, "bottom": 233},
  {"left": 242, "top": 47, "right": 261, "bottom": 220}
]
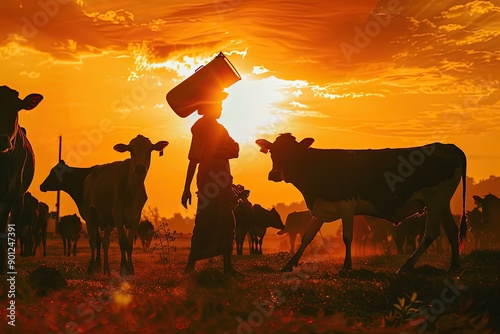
[{"left": 166, "top": 52, "right": 241, "bottom": 118}]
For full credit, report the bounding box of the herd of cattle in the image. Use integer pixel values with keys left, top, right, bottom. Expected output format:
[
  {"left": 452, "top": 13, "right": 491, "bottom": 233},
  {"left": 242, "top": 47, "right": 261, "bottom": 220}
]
[{"left": 1, "top": 86, "right": 500, "bottom": 277}]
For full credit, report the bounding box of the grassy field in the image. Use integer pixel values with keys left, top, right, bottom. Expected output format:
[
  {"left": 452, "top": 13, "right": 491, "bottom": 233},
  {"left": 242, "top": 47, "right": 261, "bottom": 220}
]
[{"left": 1, "top": 234, "right": 499, "bottom": 333}]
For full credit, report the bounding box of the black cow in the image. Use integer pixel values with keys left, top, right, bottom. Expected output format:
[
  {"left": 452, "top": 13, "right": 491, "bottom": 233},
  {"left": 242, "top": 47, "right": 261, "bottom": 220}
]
[
  {"left": 466, "top": 207, "right": 485, "bottom": 250},
  {"left": 33, "top": 201, "right": 49, "bottom": 257},
  {"left": 249, "top": 204, "right": 285, "bottom": 254},
  {"left": 234, "top": 191, "right": 254, "bottom": 255},
  {"left": 257, "top": 134, "right": 467, "bottom": 273},
  {"left": 473, "top": 194, "right": 500, "bottom": 249},
  {"left": 58, "top": 214, "right": 82, "bottom": 256},
  {"left": 136, "top": 220, "right": 154, "bottom": 252},
  {"left": 40, "top": 161, "right": 102, "bottom": 265},
  {"left": 0, "top": 86, "right": 42, "bottom": 273},
  {"left": 10, "top": 192, "right": 48, "bottom": 257}
]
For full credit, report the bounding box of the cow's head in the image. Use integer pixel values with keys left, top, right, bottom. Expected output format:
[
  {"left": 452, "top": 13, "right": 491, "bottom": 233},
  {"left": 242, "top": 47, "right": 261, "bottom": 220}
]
[
  {"left": 114, "top": 135, "right": 169, "bottom": 177},
  {"left": 473, "top": 194, "right": 500, "bottom": 225},
  {"left": 0, "top": 86, "right": 43, "bottom": 153},
  {"left": 256, "top": 133, "right": 314, "bottom": 182},
  {"left": 268, "top": 207, "right": 285, "bottom": 230},
  {"left": 40, "top": 160, "right": 73, "bottom": 192}
]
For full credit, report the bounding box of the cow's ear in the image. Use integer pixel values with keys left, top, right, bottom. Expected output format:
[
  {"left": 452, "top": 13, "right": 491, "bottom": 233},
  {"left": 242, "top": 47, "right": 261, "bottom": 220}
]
[
  {"left": 114, "top": 144, "right": 129, "bottom": 152},
  {"left": 299, "top": 138, "right": 314, "bottom": 149},
  {"left": 152, "top": 141, "right": 169, "bottom": 151},
  {"left": 21, "top": 94, "right": 43, "bottom": 110},
  {"left": 256, "top": 139, "right": 272, "bottom": 154}
]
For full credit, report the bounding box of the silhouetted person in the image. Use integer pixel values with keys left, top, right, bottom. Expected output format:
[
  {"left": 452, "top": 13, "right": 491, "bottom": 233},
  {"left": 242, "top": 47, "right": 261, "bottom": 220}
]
[{"left": 182, "top": 90, "right": 241, "bottom": 275}]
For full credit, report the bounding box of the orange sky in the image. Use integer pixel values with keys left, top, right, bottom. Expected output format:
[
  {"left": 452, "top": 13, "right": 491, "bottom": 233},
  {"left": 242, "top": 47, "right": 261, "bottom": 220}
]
[{"left": 1, "top": 0, "right": 499, "bottom": 219}]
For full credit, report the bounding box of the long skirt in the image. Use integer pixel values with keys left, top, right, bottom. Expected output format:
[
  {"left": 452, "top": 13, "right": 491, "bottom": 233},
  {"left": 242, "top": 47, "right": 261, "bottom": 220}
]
[{"left": 188, "top": 189, "right": 235, "bottom": 261}]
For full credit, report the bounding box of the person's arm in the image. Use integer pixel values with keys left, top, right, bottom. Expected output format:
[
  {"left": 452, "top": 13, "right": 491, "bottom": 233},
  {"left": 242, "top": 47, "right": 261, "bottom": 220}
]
[
  {"left": 181, "top": 160, "right": 198, "bottom": 208},
  {"left": 215, "top": 128, "right": 239, "bottom": 159}
]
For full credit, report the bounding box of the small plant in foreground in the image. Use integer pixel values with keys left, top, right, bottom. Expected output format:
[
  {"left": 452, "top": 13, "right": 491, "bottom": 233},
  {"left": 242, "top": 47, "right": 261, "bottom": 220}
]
[
  {"left": 150, "top": 222, "right": 176, "bottom": 270},
  {"left": 385, "top": 292, "right": 423, "bottom": 327}
]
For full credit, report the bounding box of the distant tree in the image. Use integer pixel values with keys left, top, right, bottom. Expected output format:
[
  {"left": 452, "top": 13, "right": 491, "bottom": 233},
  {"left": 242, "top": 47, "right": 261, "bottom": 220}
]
[{"left": 141, "top": 206, "right": 167, "bottom": 228}]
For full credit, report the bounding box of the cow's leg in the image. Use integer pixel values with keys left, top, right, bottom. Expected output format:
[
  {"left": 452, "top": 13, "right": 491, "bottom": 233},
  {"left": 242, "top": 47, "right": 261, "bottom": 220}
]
[
  {"left": 95, "top": 231, "right": 102, "bottom": 267},
  {"left": 87, "top": 209, "right": 101, "bottom": 274},
  {"left": 69, "top": 239, "right": 74, "bottom": 256},
  {"left": 398, "top": 206, "right": 445, "bottom": 273},
  {"left": 62, "top": 238, "right": 67, "bottom": 256},
  {"left": 280, "top": 219, "right": 324, "bottom": 272},
  {"left": 258, "top": 236, "right": 264, "bottom": 254},
  {"left": 341, "top": 215, "right": 355, "bottom": 272},
  {"left": 73, "top": 237, "right": 79, "bottom": 257},
  {"left": 236, "top": 238, "right": 242, "bottom": 255},
  {"left": 236, "top": 236, "right": 242, "bottom": 255},
  {"left": 115, "top": 223, "right": 129, "bottom": 276},
  {"left": 66, "top": 239, "right": 71, "bottom": 256},
  {"left": 41, "top": 230, "right": 47, "bottom": 257},
  {"left": 126, "top": 229, "right": 136, "bottom": 275},
  {"left": 103, "top": 226, "right": 112, "bottom": 275},
  {"left": 249, "top": 233, "right": 255, "bottom": 254},
  {"left": 441, "top": 207, "right": 460, "bottom": 271},
  {"left": 289, "top": 233, "right": 297, "bottom": 254},
  {"left": 235, "top": 232, "right": 243, "bottom": 255},
  {"left": 87, "top": 227, "right": 97, "bottom": 274}
]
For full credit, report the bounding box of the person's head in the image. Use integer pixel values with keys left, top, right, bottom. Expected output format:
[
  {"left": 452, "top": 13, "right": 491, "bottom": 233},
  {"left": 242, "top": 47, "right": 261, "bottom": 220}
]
[{"left": 196, "top": 90, "right": 228, "bottom": 119}]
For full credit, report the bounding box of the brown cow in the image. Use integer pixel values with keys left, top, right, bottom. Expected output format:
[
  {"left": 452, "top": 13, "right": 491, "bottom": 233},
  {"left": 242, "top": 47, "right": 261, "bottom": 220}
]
[
  {"left": 40, "top": 161, "right": 101, "bottom": 263},
  {"left": 0, "top": 86, "right": 42, "bottom": 273},
  {"left": 58, "top": 214, "right": 83, "bottom": 256},
  {"left": 83, "top": 135, "right": 168, "bottom": 275},
  {"left": 257, "top": 134, "right": 467, "bottom": 273}
]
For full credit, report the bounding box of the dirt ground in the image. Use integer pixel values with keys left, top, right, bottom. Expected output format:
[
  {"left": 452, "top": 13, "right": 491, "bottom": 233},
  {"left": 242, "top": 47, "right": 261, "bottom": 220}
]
[{"left": 1, "top": 234, "right": 499, "bottom": 333}]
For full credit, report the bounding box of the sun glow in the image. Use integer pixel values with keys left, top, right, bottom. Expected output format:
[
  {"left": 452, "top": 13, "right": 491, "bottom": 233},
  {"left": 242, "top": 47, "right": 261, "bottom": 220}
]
[{"left": 220, "top": 75, "right": 299, "bottom": 143}]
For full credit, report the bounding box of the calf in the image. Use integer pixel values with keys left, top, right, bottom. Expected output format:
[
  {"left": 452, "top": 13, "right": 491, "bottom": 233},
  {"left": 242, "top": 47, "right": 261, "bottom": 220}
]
[
  {"left": 40, "top": 161, "right": 102, "bottom": 265},
  {"left": 249, "top": 204, "right": 285, "bottom": 254},
  {"left": 58, "top": 214, "right": 82, "bottom": 256},
  {"left": 473, "top": 194, "right": 500, "bottom": 249},
  {"left": 83, "top": 135, "right": 168, "bottom": 275},
  {"left": 137, "top": 220, "right": 155, "bottom": 252}
]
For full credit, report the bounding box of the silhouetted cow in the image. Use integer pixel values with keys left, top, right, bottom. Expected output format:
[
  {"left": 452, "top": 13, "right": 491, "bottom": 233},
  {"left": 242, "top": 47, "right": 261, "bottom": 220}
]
[
  {"left": 0, "top": 86, "right": 42, "bottom": 273},
  {"left": 277, "top": 211, "right": 313, "bottom": 253},
  {"left": 10, "top": 192, "right": 48, "bottom": 257},
  {"left": 40, "top": 161, "right": 102, "bottom": 264},
  {"left": 137, "top": 220, "right": 155, "bottom": 252},
  {"left": 473, "top": 194, "right": 500, "bottom": 249},
  {"left": 58, "top": 214, "right": 82, "bottom": 256},
  {"left": 33, "top": 201, "right": 49, "bottom": 257},
  {"left": 257, "top": 134, "right": 467, "bottom": 273},
  {"left": 467, "top": 207, "right": 484, "bottom": 250},
  {"left": 234, "top": 189, "right": 254, "bottom": 255},
  {"left": 83, "top": 135, "right": 168, "bottom": 275},
  {"left": 249, "top": 204, "right": 285, "bottom": 254},
  {"left": 360, "top": 216, "right": 394, "bottom": 255}
]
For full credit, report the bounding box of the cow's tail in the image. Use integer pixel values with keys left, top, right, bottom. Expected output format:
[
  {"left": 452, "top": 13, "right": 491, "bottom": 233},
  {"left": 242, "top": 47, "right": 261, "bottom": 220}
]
[{"left": 458, "top": 146, "right": 467, "bottom": 252}]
